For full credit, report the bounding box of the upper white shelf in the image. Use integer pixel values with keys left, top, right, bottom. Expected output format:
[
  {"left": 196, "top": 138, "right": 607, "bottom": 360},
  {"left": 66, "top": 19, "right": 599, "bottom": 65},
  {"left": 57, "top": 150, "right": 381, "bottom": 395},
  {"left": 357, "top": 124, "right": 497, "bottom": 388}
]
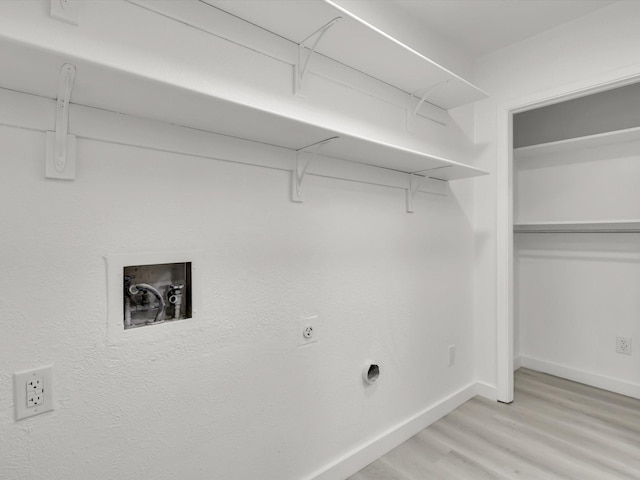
[
  {"left": 0, "top": 21, "right": 487, "bottom": 182},
  {"left": 203, "top": 0, "right": 487, "bottom": 110},
  {"left": 514, "top": 220, "right": 640, "bottom": 233},
  {"left": 0, "top": 0, "right": 488, "bottom": 183},
  {"left": 514, "top": 126, "right": 640, "bottom": 160}
]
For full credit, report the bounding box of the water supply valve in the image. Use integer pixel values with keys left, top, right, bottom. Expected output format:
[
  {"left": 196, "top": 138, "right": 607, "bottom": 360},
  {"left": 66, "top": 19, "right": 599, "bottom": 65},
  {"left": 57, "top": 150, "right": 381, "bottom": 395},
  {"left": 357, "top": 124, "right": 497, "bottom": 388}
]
[
  {"left": 167, "top": 283, "right": 184, "bottom": 320},
  {"left": 121, "top": 262, "right": 192, "bottom": 329}
]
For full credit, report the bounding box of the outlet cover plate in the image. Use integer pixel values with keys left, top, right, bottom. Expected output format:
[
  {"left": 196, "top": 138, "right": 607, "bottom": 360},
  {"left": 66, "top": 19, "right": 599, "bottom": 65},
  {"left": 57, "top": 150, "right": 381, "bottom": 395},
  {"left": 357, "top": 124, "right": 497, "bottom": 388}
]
[
  {"left": 448, "top": 345, "right": 456, "bottom": 367},
  {"left": 616, "top": 336, "right": 632, "bottom": 355},
  {"left": 14, "top": 365, "right": 54, "bottom": 420}
]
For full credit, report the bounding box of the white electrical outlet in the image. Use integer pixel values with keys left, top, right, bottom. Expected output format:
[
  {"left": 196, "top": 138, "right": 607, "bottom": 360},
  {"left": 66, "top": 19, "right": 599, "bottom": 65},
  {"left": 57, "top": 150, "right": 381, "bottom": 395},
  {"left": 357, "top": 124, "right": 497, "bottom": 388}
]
[
  {"left": 448, "top": 345, "right": 456, "bottom": 367},
  {"left": 303, "top": 325, "right": 314, "bottom": 339},
  {"left": 298, "top": 315, "right": 319, "bottom": 346},
  {"left": 14, "top": 365, "right": 54, "bottom": 420},
  {"left": 616, "top": 337, "right": 632, "bottom": 355}
]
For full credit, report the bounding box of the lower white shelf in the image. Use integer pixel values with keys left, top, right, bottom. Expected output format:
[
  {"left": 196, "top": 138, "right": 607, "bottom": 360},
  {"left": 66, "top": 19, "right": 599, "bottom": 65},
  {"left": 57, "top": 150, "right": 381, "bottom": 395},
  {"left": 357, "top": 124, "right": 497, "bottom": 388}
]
[{"left": 514, "top": 220, "right": 640, "bottom": 233}]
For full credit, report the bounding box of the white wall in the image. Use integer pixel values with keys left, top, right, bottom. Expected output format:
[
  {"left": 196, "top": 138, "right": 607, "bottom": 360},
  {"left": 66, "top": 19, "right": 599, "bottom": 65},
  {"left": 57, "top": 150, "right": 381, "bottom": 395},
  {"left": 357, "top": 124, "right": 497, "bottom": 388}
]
[
  {"left": 473, "top": 0, "right": 640, "bottom": 392},
  {"left": 0, "top": 2, "right": 479, "bottom": 479},
  {"left": 0, "top": 119, "right": 476, "bottom": 480}
]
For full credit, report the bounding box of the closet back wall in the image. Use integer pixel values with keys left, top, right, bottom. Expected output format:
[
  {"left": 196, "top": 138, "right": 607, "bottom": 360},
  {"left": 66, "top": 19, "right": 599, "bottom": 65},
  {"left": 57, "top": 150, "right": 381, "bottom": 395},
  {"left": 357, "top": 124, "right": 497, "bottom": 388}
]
[
  {"left": 515, "top": 232, "right": 640, "bottom": 396},
  {"left": 515, "top": 133, "right": 640, "bottom": 397},
  {"left": 0, "top": 115, "right": 475, "bottom": 479}
]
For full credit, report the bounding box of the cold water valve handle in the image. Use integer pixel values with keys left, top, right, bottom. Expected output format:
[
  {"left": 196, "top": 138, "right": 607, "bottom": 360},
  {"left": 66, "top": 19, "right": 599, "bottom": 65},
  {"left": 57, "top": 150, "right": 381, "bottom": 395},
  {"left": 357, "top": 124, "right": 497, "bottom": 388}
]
[{"left": 128, "top": 283, "right": 165, "bottom": 324}]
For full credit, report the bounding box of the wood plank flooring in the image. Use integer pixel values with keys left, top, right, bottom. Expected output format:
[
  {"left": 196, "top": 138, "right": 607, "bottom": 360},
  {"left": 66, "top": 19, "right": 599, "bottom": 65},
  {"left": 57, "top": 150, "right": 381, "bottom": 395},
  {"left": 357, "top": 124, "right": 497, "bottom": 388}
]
[{"left": 348, "top": 368, "right": 640, "bottom": 480}]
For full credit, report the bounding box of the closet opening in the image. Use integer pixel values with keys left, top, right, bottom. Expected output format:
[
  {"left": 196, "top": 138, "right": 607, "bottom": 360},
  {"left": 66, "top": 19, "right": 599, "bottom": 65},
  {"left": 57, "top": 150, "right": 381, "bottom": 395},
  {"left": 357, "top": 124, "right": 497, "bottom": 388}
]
[{"left": 496, "top": 72, "right": 640, "bottom": 403}]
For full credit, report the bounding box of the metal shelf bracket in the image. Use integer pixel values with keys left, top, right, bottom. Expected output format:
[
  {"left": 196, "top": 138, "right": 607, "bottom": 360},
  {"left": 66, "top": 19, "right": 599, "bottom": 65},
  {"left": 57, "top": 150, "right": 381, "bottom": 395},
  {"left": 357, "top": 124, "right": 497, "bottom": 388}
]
[
  {"left": 406, "top": 80, "right": 449, "bottom": 132},
  {"left": 406, "top": 165, "right": 452, "bottom": 212},
  {"left": 291, "top": 136, "right": 339, "bottom": 202},
  {"left": 46, "top": 63, "right": 77, "bottom": 180},
  {"left": 406, "top": 173, "right": 430, "bottom": 213},
  {"left": 50, "top": 0, "right": 79, "bottom": 25},
  {"left": 294, "top": 17, "right": 342, "bottom": 96}
]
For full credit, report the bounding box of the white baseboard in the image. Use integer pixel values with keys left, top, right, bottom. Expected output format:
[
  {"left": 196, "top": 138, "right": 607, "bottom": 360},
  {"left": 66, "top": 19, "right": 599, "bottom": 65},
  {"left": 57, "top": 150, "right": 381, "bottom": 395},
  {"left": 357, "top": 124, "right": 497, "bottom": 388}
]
[
  {"left": 514, "top": 355, "right": 523, "bottom": 371},
  {"left": 519, "top": 356, "right": 640, "bottom": 399},
  {"left": 304, "top": 360, "right": 639, "bottom": 480},
  {"left": 305, "top": 360, "right": 638, "bottom": 480},
  {"left": 306, "top": 383, "right": 478, "bottom": 480},
  {"left": 474, "top": 381, "right": 498, "bottom": 401}
]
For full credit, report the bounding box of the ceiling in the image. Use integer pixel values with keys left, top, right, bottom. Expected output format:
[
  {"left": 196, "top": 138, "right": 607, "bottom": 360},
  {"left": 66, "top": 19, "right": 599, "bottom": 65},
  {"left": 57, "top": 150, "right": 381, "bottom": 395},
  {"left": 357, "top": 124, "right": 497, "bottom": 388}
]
[{"left": 391, "top": 0, "right": 617, "bottom": 58}]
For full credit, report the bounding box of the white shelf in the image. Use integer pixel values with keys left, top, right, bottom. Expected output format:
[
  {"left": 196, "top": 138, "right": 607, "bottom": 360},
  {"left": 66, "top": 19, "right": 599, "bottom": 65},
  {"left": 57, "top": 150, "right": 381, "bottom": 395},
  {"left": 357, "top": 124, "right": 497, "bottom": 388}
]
[
  {"left": 514, "top": 126, "right": 640, "bottom": 160},
  {"left": 316, "top": 135, "right": 485, "bottom": 180},
  {"left": 203, "top": 0, "right": 487, "bottom": 110},
  {"left": 514, "top": 220, "right": 640, "bottom": 233},
  {"left": 0, "top": 17, "right": 488, "bottom": 182}
]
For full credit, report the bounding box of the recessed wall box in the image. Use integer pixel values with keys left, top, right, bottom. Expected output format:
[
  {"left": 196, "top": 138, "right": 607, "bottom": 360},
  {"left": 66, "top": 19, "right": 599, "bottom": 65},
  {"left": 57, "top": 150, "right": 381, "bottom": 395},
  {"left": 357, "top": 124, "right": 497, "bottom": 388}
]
[
  {"left": 123, "top": 262, "right": 192, "bottom": 329},
  {"left": 106, "top": 251, "right": 201, "bottom": 345}
]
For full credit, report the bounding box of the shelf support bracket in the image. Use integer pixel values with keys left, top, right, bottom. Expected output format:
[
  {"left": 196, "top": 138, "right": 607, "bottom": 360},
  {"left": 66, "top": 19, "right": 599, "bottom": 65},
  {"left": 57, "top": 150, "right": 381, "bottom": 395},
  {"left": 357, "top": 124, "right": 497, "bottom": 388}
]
[
  {"left": 291, "top": 136, "right": 339, "bottom": 202},
  {"left": 406, "top": 80, "right": 449, "bottom": 132},
  {"left": 406, "top": 173, "right": 430, "bottom": 213},
  {"left": 46, "top": 63, "right": 77, "bottom": 180},
  {"left": 50, "top": 0, "right": 79, "bottom": 25},
  {"left": 294, "top": 17, "right": 342, "bottom": 96}
]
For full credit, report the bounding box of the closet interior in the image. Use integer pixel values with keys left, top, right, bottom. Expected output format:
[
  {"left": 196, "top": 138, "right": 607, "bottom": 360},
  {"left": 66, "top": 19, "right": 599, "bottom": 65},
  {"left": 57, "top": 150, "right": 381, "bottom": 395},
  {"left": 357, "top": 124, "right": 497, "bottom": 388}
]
[{"left": 513, "top": 82, "right": 640, "bottom": 398}]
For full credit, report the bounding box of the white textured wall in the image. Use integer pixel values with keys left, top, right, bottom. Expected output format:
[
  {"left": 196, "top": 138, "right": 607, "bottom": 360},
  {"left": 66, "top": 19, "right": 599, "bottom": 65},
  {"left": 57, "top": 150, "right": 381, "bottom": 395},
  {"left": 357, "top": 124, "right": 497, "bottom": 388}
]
[
  {"left": 0, "top": 122, "right": 475, "bottom": 480},
  {"left": 0, "top": 1, "right": 479, "bottom": 478},
  {"left": 473, "top": 0, "right": 640, "bottom": 389}
]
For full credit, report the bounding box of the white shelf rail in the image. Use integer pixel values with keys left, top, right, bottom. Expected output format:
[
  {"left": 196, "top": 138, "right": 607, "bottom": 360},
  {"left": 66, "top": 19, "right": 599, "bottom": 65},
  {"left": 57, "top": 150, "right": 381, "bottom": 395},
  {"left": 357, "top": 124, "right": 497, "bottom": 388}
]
[{"left": 514, "top": 220, "right": 640, "bottom": 233}]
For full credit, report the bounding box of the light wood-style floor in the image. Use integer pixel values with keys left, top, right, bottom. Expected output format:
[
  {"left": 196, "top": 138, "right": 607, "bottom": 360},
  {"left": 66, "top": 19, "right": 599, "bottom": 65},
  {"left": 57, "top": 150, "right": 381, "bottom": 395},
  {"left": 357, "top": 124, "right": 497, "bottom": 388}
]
[{"left": 349, "top": 368, "right": 640, "bottom": 480}]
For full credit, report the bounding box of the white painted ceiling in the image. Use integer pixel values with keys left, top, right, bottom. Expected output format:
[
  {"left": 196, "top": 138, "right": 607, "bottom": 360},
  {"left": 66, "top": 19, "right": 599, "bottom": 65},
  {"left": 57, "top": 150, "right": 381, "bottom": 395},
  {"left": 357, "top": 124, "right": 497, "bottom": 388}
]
[{"left": 391, "top": 0, "right": 617, "bottom": 58}]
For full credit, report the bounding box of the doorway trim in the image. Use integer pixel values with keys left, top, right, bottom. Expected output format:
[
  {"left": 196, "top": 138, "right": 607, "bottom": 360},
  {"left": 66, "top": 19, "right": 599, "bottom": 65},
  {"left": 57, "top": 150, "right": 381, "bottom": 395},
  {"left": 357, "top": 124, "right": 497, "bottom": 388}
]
[{"left": 495, "top": 63, "right": 640, "bottom": 403}]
